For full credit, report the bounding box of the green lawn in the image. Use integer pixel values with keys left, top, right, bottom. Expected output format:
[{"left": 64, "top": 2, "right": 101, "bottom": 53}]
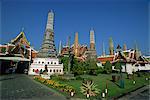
[{"left": 52, "top": 73, "right": 149, "bottom": 99}]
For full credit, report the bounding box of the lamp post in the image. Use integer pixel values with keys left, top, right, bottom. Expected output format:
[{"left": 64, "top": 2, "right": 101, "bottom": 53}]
[
  {"left": 145, "top": 77, "right": 148, "bottom": 81},
  {"left": 87, "top": 93, "right": 90, "bottom": 98},
  {"left": 102, "top": 92, "right": 105, "bottom": 98},
  {"left": 105, "top": 88, "right": 108, "bottom": 94},
  {"left": 132, "top": 69, "right": 136, "bottom": 85},
  {"left": 133, "top": 80, "right": 136, "bottom": 85},
  {"left": 105, "top": 80, "right": 108, "bottom": 97},
  {"left": 70, "top": 91, "right": 74, "bottom": 97},
  {"left": 86, "top": 90, "right": 90, "bottom": 98}
]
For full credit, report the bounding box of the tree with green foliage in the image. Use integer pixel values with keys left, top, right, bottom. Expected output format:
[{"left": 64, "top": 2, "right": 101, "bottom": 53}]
[
  {"left": 72, "top": 59, "right": 85, "bottom": 75},
  {"left": 62, "top": 57, "right": 99, "bottom": 75},
  {"left": 103, "top": 61, "right": 112, "bottom": 74},
  {"left": 88, "top": 59, "right": 98, "bottom": 70},
  {"left": 60, "top": 57, "right": 69, "bottom": 72},
  {"left": 84, "top": 59, "right": 98, "bottom": 75},
  {"left": 114, "top": 61, "right": 122, "bottom": 73},
  {"left": 114, "top": 61, "right": 124, "bottom": 88},
  {"left": 96, "top": 67, "right": 104, "bottom": 74}
]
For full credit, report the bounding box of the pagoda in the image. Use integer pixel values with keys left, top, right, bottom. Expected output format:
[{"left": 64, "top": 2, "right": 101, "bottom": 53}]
[
  {"left": 37, "top": 11, "right": 57, "bottom": 58},
  {"left": 28, "top": 11, "right": 63, "bottom": 76},
  {"left": 84, "top": 28, "right": 97, "bottom": 60}
]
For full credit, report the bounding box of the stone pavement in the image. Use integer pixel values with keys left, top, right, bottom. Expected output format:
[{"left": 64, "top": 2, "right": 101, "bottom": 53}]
[
  {"left": 118, "top": 85, "right": 150, "bottom": 100},
  {"left": 0, "top": 74, "right": 67, "bottom": 100}
]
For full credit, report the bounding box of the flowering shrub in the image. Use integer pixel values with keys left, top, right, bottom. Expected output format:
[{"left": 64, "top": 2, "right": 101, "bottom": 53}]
[{"left": 33, "top": 76, "right": 75, "bottom": 94}]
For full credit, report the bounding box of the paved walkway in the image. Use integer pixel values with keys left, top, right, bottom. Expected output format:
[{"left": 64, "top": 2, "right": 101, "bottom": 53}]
[
  {"left": 0, "top": 74, "right": 67, "bottom": 100},
  {"left": 118, "top": 85, "right": 150, "bottom": 100}
]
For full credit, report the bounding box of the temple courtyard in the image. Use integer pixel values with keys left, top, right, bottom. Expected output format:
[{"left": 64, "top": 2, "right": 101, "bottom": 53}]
[
  {"left": 0, "top": 73, "right": 149, "bottom": 100},
  {"left": 0, "top": 74, "right": 66, "bottom": 100},
  {"left": 33, "top": 73, "right": 149, "bottom": 99}
]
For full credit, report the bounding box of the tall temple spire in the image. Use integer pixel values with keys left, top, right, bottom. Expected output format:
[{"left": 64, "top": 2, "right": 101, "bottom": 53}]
[
  {"left": 37, "top": 11, "right": 57, "bottom": 58},
  {"left": 90, "top": 28, "right": 95, "bottom": 50},
  {"left": 123, "top": 44, "right": 127, "bottom": 51},
  {"left": 74, "top": 32, "right": 79, "bottom": 57},
  {"left": 109, "top": 37, "right": 114, "bottom": 55},
  {"left": 84, "top": 28, "right": 97, "bottom": 60},
  {"left": 58, "top": 41, "right": 62, "bottom": 55},
  {"left": 134, "top": 42, "right": 141, "bottom": 60},
  {"left": 102, "top": 42, "right": 105, "bottom": 56},
  {"left": 46, "top": 11, "right": 54, "bottom": 31}
]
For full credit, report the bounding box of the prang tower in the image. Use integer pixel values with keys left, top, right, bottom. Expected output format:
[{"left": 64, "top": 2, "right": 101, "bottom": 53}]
[
  {"left": 90, "top": 29, "right": 95, "bottom": 50},
  {"left": 74, "top": 32, "right": 79, "bottom": 57},
  {"left": 109, "top": 37, "right": 114, "bottom": 55},
  {"left": 85, "top": 28, "right": 97, "bottom": 60},
  {"left": 37, "top": 11, "right": 57, "bottom": 58}
]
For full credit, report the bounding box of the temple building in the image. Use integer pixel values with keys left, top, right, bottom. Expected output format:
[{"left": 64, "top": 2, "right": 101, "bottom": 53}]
[
  {"left": 59, "top": 36, "right": 70, "bottom": 57},
  {"left": 60, "top": 32, "right": 88, "bottom": 60},
  {"left": 97, "top": 55, "right": 114, "bottom": 64},
  {"left": 61, "top": 45, "right": 70, "bottom": 57},
  {"left": 60, "top": 28, "right": 97, "bottom": 61},
  {"left": 97, "top": 37, "right": 115, "bottom": 64},
  {"left": 0, "top": 30, "right": 37, "bottom": 74},
  {"left": 112, "top": 45, "right": 150, "bottom": 74},
  {"left": 97, "top": 42, "right": 113, "bottom": 65},
  {"left": 28, "top": 11, "right": 63, "bottom": 75},
  {"left": 97, "top": 44, "right": 150, "bottom": 74}
]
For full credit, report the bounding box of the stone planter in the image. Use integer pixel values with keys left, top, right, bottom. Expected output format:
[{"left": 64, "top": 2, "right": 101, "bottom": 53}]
[{"left": 41, "top": 74, "right": 51, "bottom": 79}]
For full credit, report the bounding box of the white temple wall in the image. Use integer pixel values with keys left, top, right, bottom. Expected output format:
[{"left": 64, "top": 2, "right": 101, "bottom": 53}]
[
  {"left": 138, "top": 64, "right": 150, "bottom": 71},
  {"left": 112, "top": 63, "right": 150, "bottom": 74},
  {"left": 28, "top": 58, "right": 63, "bottom": 75},
  {"left": 121, "top": 65, "right": 126, "bottom": 72}
]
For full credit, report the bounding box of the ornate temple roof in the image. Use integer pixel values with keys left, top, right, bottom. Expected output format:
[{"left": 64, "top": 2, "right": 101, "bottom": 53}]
[{"left": 11, "top": 31, "right": 30, "bottom": 47}]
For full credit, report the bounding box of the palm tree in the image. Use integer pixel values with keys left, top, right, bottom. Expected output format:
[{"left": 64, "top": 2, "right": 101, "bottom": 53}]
[{"left": 80, "top": 80, "right": 99, "bottom": 97}]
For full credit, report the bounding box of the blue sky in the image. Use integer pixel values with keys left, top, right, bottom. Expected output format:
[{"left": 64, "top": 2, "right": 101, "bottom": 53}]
[{"left": 1, "top": 0, "right": 150, "bottom": 55}]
